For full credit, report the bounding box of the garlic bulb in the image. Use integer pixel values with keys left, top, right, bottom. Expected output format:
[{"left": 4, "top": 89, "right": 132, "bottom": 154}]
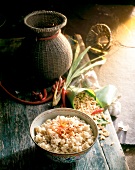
[{"left": 108, "top": 101, "right": 121, "bottom": 117}]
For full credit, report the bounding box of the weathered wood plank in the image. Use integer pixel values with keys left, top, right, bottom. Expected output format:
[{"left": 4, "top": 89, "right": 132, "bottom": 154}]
[
  {"left": 0, "top": 90, "right": 128, "bottom": 170},
  {"left": 99, "top": 110, "right": 129, "bottom": 170},
  {"left": 0, "top": 91, "right": 109, "bottom": 170}
]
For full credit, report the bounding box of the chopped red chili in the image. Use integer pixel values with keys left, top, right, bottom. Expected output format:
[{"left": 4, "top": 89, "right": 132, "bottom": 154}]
[{"left": 91, "top": 108, "right": 104, "bottom": 115}]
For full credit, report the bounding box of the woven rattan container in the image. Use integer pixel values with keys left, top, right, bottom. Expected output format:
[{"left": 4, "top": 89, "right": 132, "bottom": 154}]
[{"left": 24, "top": 10, "right": 73, "bottom": 83}]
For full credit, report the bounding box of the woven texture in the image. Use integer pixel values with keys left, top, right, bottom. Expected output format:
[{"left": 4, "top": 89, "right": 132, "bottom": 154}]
[
  {"left": 86, "top": 23, "right": 112, "bottom": 51},
  {"left": 24, "top": 10, "right": 67, "bottom": 37},
  {"left": 24, "top": 10, "right": 73, "bottom": 82}
]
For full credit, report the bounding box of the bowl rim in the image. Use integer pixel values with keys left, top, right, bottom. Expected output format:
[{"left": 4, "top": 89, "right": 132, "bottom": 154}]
[{"left": 30, "top": 107, "right": 98, "bottom": 156}]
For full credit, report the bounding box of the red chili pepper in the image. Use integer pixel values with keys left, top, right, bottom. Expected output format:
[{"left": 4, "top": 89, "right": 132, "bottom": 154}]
[
  {"left": 61, "top": 87, "right": 66, "bottom": 107},
  {"left": 91, "top": 108, "right": 104, "bottom": 115},
  {"left": 52, "top": 84, "right": 56, "bottom": 92},
  {"left": 39, "top": 92, "right": 43, "bottom": 100},
  {"left": 41, "top": 88, "right": 47, "bottom": 101}
]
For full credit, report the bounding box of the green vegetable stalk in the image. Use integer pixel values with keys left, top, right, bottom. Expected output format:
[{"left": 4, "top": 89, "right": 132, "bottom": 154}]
[{"left": 52, "top": 42, "right": 107, "bottom": 107}]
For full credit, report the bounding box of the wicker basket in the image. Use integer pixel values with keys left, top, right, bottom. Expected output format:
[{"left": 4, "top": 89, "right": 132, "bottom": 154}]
[{"left": 23, "top": 10, "right": 73, "bottom": 83}]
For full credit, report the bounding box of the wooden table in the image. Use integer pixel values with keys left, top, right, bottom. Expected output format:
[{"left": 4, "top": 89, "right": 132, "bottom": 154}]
[
  {"left": 0, "top": 36, "right": 129, "bottom": 170},
  {"left": 0, "top": 88, "right": 129, "bottom": 170}
]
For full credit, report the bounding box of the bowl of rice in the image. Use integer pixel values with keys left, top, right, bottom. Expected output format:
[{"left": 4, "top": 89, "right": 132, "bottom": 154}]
[{"left": 30, "top": 108, "right": 98, "bottom": 163}]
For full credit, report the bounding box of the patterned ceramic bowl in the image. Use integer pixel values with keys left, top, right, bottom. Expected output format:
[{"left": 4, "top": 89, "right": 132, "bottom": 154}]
[{"left": 30, "top": 108, "right": 98, "bottom": 163}]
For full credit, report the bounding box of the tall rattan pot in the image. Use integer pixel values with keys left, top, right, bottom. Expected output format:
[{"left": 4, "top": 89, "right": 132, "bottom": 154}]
[{"left": 23, "top": 10, "right": 73, "bottom": 85}]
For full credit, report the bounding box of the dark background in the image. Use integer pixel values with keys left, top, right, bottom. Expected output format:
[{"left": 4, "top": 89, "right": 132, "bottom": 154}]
[{"left": 0, "top": 0, "right": 135, "bottom": 38}]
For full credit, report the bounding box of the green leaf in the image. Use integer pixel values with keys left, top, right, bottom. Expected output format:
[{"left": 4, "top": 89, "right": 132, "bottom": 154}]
[
  {"left": 66, "top": 86, "right": 91, "bottom": 108},
  {"left": 95, "top": 84, "right": 118, "bottom": 108},
  {"left": 97, "top": 118, "right": 110, "bottom": 125},
  {"left": 66, "top": 43, "right": 80, "bottom": 84},
  {"left": 65, "top": 43, "right": 107, "bottom": 90},
  {"left": 69, "top": 58, "right": 106, "bottom": 82},
  {"left": 71, "top": 46, "right": 91, "bottom": 74},
  {"left": 85, "top": 89, "right": 96, "bottom": 100},
  {"left": 65, "top": 46, "right": 91, "bottom": 89}
]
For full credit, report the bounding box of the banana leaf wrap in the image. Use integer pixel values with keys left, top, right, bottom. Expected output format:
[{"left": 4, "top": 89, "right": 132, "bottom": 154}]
[
  {"left": 95, "top": 84, "right": 119, "bottom": 108},
  {"left": 66, "top": 86, "right": 102, "bottom": 109},
  {"left": 67, "top": 84, "right": 118, "bottom": 109}
]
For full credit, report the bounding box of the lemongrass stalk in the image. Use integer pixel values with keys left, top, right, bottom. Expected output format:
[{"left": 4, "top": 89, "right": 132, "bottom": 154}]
[
  {"left": 71, "top": 60, "right": 106, "bottom": 80},
  {"left": 65, "top": 44, "right": 80, "bottom": 85},
  {"left": 70, "top": 56, "right": 106, "bottom": 73},
  {"left": 65, "top": 58, "right": 106, "bottom": 88},
  {"left": 65, "top": 46, "right": 91, "bottom": 89},
  {"left": 70, "top": 46, "right": 91, "bottom": 73},
  {"left": 74, "top": 58, "right": 106, "bottom": 76}
]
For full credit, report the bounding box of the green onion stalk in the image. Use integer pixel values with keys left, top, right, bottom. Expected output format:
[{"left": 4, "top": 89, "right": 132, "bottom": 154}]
[{"left": 52, "top": 43, "right": 107, "bottom": 107}]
